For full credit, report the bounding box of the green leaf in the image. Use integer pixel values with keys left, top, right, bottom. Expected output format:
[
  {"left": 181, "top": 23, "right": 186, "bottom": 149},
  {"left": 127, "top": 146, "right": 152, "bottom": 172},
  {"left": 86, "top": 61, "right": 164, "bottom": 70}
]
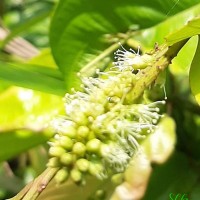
[
  {"left": 170, "top": 36, "right": 198, "bottom": 75},
  {"left": 189, "top": 35, "right": 200, "bottom": 105},
  {"left": 0, "top": 86, "right": 63, "bottom": 161},
  {"left": 166, "top": 16, "right": 200, "bottom": 46},
  {"left": 50, "top": 0, "right": 200, "bottom": 90},
  {"left": 0, "top": 61, "right": 66, "bottom": 96},
  {"left": 0, "top": 87, "right": 63, "bottom": 131},
  {"left": 29, "top": 48, "right": 57, "bottom": 68},
  {"left": 132, "top": 3, "right": 200, "bottom": 48},
  {"left": 0, "top": 130, "right": 49, "bottom": 162}
]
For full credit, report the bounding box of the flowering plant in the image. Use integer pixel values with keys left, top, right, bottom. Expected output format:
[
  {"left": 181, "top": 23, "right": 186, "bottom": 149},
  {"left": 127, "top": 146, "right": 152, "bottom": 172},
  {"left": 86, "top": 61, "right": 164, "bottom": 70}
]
[{"left": 5, "top": 1, "right": 200, "bottom": 200}]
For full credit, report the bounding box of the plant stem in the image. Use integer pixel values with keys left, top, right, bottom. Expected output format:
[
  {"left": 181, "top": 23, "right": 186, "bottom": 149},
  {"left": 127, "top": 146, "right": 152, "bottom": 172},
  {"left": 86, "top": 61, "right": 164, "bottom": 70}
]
[
  {"left": 8, "top": 167, "right": 59, "bottom": 200},
  {"left": 125, "top": 39, "right": 189, "bottom": 103}
]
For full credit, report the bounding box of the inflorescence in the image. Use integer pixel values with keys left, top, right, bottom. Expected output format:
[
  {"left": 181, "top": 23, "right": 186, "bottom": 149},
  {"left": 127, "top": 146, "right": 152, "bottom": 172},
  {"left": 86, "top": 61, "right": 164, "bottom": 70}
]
[{"left": 47, "top": 44, "right": 165, "bottom": 184}]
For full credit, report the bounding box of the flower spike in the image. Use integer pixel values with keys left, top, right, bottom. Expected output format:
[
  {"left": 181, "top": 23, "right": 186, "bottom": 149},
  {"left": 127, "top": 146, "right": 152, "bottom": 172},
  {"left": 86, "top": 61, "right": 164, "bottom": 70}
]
[{"left": 47, "top": 42, "right": 165, "bottom": 184}]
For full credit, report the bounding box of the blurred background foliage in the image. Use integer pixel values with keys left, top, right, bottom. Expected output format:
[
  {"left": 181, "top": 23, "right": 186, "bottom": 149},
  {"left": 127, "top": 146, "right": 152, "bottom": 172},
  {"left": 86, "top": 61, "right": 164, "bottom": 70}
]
[{"left": 0, "top": 0, "right": 200, "bottom": 199}]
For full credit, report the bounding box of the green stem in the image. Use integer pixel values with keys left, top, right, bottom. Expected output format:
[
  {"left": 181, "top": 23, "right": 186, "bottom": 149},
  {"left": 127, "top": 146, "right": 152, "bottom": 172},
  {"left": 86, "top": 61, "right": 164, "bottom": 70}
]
[
  {"left": 9, "top": 167, "right": 59, "bottom": 200},
  {"left": 125, "top": 39, "right": 189, "bottom": 103}
]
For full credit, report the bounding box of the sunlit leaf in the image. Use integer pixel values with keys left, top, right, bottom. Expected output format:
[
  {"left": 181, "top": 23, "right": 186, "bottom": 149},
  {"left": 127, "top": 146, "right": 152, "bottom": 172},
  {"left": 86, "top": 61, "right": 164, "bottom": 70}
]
[
  {"left": 0, "top": 86, "right": 63, "bottom": 161},
  {"left": 166, "top": 16, "right": 200, "bottom": 46},
  {"left": 132, "top": 3, "right": 200, "bottom": 48},
  {"left": 0, "top": 61, "right": 66, "bottom": 96},
  {"left": 189, "top": 35, "right": 200, "bottom": 105},
  {"left": 29, "top": 49, "right": 57, "bottom": 69},
  {"left": 0, "top": 87, "right": 63, "bottom": 130},
  {"left": 170, "top": 36, "right": 198, "bottom": 75}
]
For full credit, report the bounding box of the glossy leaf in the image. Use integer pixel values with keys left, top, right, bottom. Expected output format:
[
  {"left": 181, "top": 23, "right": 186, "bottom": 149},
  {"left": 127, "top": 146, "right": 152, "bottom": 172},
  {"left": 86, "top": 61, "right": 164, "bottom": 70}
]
[
  {"left": 170, "top": 36, "right": 198, "bottom": 75},
  {"left": 50, "top": 0, "right": 200, "bottom": 90},
  {"left": 0, "top": 61, "right": 66, "bottom": 96},
  {"left": 166, "top": 16, "right": 200, "bottom": 46},
  {"left": 29, "top": 48, "right": 57, "bottom": 69},
  {"left": 132, "top": 3, "right": 200, "bottom": 48},
  {"left": 189, "top": 35, "right": 200, "bottom": 105},
  {"left": 0, "top": 130, "right": 49, "bottom": 162}
]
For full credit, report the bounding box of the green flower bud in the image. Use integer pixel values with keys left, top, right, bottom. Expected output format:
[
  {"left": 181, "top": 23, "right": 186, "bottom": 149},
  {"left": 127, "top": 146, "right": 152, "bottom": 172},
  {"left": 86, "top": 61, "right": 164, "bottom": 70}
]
[
  {"left": 72, "top": 142, "right": 86, "bottom": 157},
  {"left": 94, "top": 190, "right": 106, "bottom": 199},
  {"left": 70, "top": 169, "right": 82, "bottom": 183},
  {"left": 111, "top": 173, "right": 124, "bottom": 184},
  {"left": 55, "top": 168, "right": 69, "bottom": 184},
  {"left": 77, "top": 126, "right": 90, "bottom": 139},
  {"left": 73, "top": 113, "right": 88, "bottom": 125},
  {"left": 59, "top": 136, "right": 73, "bottom": 150},
  {"left": 99, "top": 143, "right": 112, "bottom": 157},
  {"left": 60, "top": 153, "right": 73, "bottom": 166},
  {"left": 89, "top": 163, "right": 104, "bottom": 178},
  {"left": 86, "top": 139, "right": 101, "bottom": 153},
  {"left": 76, "top": 158, "right": 89, "bottom": 172},
  {"left": 52, "top": 119, "right": 77, "bottom": 138},
  {"left": 47, "top": 157, "right": 60, "bottom": 168},
  {"left": 87, "top": 131, "right": 95, "bottom": 140},
  {"left": 49, "top": 146, "right": 65, "bottom": 157},
  {"left": 113, "top": 43, "right": 154, "bottom": 71},
  {"left": 62, "top": 125, "right": 77, "bottom": 138}
]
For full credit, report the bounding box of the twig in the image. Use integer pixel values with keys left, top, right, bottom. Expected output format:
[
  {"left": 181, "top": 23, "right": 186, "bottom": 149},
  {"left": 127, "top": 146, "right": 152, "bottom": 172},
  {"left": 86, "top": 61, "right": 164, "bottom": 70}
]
[{"left": 8, "top": 167, "right": 59, "bottom": 200}]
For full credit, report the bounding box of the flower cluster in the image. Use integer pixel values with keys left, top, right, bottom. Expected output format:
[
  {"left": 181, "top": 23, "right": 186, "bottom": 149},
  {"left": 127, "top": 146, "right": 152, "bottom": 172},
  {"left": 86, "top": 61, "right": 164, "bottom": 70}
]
[{"left": 47, "top": 44, "right": 165, "bottom": 184}]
